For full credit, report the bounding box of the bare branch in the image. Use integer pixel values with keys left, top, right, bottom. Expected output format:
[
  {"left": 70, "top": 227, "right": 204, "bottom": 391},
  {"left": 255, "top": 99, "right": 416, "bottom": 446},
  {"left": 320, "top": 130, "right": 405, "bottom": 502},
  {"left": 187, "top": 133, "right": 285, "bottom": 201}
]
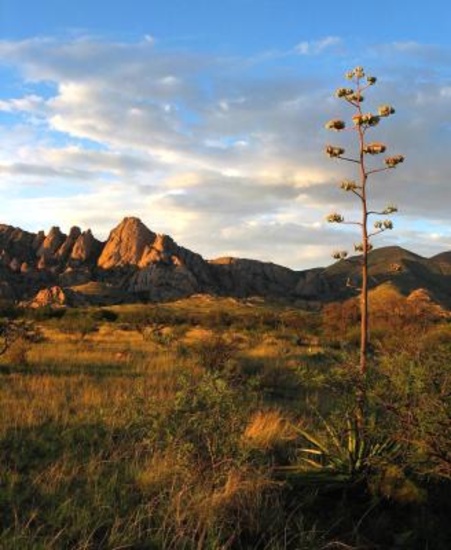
[
  {"left": 338, "top": 156, "right": 360, "bottom": 164},
  {"left": 367, "top": 166, "right": 392, "bottom": 176}
]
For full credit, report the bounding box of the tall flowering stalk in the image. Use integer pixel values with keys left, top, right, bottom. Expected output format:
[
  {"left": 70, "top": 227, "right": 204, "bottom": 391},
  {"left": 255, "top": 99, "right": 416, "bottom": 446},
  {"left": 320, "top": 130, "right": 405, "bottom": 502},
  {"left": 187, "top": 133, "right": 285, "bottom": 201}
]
[{"left": 324, "top": 67, "right": 404, "bottom": 421}]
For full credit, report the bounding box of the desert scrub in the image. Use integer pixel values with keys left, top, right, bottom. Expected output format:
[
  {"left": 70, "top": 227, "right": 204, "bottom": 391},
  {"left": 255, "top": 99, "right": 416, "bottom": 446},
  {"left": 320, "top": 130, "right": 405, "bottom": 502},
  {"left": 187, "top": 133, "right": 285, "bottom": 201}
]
[{"left": 130, "top": 372, "right": 293, "bottom": 548}]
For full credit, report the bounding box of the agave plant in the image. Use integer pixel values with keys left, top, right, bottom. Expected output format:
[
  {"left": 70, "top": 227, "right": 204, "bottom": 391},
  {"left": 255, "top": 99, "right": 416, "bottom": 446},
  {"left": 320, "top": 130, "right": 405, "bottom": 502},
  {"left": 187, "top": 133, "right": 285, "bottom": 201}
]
[{"left": 279, "top": 413, "right": 402, "bottom": 487}]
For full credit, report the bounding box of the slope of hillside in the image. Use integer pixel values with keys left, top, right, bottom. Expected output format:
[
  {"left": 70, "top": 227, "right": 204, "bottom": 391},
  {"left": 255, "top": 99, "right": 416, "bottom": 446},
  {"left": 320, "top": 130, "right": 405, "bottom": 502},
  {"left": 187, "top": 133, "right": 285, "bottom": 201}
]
[{"left": 321, "top": 246, "right": 451, "bottom": 307}]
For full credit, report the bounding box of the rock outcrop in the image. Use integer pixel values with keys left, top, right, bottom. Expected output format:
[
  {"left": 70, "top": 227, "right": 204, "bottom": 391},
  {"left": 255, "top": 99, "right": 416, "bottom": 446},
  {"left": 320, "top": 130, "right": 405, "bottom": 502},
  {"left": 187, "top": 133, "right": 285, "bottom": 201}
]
[
  {"left": 98, "top": 217, "right": 157, "bottom": 269},
  {"left": 37, "top": 226, "right": 67, "bottom": 261},
  {"left": 28, "top": 286, "right": 68, "bottom": 308},
  {"left": 70, "top": 230, "right": 102, "bottom": 265},
  {"left": 0, "top": 224, "right": 37, "bottom": 266},
  {"left": 56, "top": 226, "right": 82, "bottom": 261},
  {"left": 97, "top": 218, "right": 215, "bottom": 299}
]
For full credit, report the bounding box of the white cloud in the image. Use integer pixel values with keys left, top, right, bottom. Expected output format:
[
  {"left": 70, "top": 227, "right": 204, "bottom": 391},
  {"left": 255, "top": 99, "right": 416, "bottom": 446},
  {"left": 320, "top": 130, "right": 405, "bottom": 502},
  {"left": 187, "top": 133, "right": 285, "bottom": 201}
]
[
  {"left": 294, "top": 36, "right": 342, "bottom": 55},
  {"left": 144, "top": 34, "right": 155, "bottom": 45}
]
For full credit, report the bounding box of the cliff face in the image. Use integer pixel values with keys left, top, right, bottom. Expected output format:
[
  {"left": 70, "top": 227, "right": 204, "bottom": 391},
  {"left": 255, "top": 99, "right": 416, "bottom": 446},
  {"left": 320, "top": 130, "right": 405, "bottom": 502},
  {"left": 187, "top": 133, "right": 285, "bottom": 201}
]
[{"left": 0, "top": 218, "right": 450, "bottom": 308}]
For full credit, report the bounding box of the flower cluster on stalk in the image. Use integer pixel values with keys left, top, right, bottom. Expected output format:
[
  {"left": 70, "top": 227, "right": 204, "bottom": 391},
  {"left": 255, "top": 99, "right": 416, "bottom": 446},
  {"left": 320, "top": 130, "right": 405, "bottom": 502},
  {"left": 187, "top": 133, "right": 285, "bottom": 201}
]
[
  {"left": 327, "top": 213, "right": 344, "bottom": 223},
  {"left": 363, "top": 142, "right": 386, "bottom": 155},
  {"left": 374, "top": 220, "right": 394, "bottom": 230},
  {"left": 340, "top": 179, "right": 359, "bottom": 191},
  {"left": 323, "top": 66, "right": 404, "bottom": 261},
  {"left": 385, "top": 155, "right": 404, "bottom": 168},
  {"left": 325, "top": 145, "right": 345, "bottom": 158}
]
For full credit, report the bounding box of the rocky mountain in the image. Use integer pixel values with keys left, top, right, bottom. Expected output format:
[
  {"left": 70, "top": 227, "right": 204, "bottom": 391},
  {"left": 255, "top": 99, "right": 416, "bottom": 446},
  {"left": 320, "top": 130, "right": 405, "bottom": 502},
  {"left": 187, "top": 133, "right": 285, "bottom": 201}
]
[{"left": 0, "top": 217, "right": 450, "bottom": 309}]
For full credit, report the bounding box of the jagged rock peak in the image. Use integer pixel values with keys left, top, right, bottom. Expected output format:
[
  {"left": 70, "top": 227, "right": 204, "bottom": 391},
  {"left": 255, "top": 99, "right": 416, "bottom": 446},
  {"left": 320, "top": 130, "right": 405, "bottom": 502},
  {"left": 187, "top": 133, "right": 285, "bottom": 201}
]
[
  {"left": 69, "top": 226, "right": 82, "bottom": 238},
  {"left": 37, "top": 226, "right": 67, "bottom": 258},
  {"left": 97, "top": 217, "right": 157, "bottom": 269},
  {"left": 32, "top": 230, "right": 45, "bottom": 251},
  {"left": 69, "top": 230, "right": 102, "bottom": 265},
  {"left": 57, "top": 226, "right": 82, "bottom": 260}
]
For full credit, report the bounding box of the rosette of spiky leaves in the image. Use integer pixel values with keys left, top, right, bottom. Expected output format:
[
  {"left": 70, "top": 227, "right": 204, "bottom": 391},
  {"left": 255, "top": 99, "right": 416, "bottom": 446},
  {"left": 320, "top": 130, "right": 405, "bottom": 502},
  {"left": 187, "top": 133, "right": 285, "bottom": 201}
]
[{"left": 278, "top": 413, "right": 403, "bottom": 483}]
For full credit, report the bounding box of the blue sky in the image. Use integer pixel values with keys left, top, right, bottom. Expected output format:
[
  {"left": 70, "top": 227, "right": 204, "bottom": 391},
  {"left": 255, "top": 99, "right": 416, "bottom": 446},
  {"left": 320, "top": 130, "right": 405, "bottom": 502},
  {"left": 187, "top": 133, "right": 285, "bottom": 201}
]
[{"left": 0, "top": 0, "right": 450, "bottom": 268}]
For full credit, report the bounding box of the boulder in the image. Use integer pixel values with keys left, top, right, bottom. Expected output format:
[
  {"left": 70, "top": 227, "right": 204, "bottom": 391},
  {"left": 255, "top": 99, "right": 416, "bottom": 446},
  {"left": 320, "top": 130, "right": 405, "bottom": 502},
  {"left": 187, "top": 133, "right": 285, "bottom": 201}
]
[{"left": 28, "top": 285, "right": 68, "bottom": 308}]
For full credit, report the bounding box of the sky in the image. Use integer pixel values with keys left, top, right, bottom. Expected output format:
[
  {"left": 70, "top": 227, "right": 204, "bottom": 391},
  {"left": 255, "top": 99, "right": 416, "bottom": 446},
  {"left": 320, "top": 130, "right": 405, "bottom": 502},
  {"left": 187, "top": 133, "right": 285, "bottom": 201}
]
[{"left": 0, "top": 0, "right": 450, "bottom": 270}]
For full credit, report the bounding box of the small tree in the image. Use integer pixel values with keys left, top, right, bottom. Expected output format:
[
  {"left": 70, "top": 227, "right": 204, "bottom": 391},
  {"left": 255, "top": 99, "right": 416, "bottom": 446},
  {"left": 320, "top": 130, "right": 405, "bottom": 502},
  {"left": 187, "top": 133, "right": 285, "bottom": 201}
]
[
  {"left": 0, "top": 318, "right": 39, "bottom": 358},
  {"left": 324, "top": 66, "right": 404, "bottom": 425}
]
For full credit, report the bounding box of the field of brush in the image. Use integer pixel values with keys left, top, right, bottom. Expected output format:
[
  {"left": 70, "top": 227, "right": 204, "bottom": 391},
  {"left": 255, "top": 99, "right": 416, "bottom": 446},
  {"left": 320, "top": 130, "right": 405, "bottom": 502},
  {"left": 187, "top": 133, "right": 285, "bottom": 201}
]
[{"left": 1, "top": 294, "right": 450, "bottom": 549}]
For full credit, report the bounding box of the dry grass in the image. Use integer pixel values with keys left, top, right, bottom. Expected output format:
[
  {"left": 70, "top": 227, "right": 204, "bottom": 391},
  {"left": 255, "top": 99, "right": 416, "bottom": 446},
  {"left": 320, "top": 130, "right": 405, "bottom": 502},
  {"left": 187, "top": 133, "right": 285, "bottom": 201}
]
[
  {"left": 1, "top": 299, "right": 450, "bottom": 549},
  {"left": 244, "top": 410, "right": 298, "bottom": 450}
]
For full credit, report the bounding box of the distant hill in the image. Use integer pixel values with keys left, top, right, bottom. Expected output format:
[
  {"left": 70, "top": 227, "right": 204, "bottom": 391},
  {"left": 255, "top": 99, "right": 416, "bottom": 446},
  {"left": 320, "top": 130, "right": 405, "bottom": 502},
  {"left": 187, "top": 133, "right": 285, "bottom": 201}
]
[
  {"left": 0, "top": 217, "right": 450, "bottom": 309},
  {"left": 321, "top": 246, "right": 451, "bottom": 308}
]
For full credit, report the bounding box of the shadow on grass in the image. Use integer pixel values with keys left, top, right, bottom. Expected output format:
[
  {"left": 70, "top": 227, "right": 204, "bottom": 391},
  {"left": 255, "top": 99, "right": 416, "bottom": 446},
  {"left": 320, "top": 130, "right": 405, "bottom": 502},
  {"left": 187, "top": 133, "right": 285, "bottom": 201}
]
[
  {"left": 0, "top": 420, "right": 155, "bottom": 548},
  {"left": 0, "top": 361, "right": 144, "bottom": 378}
]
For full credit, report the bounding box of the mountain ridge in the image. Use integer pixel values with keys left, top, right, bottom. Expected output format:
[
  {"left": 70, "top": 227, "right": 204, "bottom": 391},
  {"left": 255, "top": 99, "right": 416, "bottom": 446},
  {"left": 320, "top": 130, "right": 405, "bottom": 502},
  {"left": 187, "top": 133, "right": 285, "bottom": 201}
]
[{"left": 0, "top": 217, "right": 450, "bottom": 309}]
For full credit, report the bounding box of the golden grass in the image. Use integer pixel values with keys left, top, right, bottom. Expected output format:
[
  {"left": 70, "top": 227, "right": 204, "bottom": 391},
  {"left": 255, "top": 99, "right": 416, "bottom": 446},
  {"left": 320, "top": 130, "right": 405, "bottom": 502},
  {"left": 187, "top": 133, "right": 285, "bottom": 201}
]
[
  {"left": 243, "top": 409, "right": 298, "bottom": 450},
  {"left": 0, "top": 320, "right": 211, "bottom": 436}
]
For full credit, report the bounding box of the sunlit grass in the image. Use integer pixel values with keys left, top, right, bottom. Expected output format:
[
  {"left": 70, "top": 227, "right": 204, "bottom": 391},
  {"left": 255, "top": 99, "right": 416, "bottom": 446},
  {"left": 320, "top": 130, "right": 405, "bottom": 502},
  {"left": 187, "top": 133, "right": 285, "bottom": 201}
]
[{"left": 1, "top": 297, "right": 450, "bottom": 548}]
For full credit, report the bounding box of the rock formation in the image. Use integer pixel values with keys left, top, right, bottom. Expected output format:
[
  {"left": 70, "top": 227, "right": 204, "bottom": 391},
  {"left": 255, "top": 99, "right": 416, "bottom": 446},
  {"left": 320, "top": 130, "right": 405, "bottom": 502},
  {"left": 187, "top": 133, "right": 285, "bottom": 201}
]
[
  {"left": 37, "top": 226, "right": 67, "bottom": 261},
  {"left": 70, "top": 230, "right": 102, "bottom": 265},
  {"left": 28, "top": 286, "right": 68, "bottom": 308},
  {"left": 0, "top": 218, "right": 449, "bottom": 308},
  {"left": 98, "top": 217, "right": 156, "bottom": 269}
]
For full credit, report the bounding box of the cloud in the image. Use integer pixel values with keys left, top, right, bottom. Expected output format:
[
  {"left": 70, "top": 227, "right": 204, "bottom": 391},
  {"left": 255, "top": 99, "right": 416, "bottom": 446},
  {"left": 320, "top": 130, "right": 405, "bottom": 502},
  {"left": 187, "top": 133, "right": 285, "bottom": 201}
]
[
  {"left": 294, "top": 36, "right": 342, "bottom": 55},
  {"left": 0, "top": 95, "right": 47, "bottom": 114},
  {"left": 0, "top": 36, "right": 449, "bottom": 269}
]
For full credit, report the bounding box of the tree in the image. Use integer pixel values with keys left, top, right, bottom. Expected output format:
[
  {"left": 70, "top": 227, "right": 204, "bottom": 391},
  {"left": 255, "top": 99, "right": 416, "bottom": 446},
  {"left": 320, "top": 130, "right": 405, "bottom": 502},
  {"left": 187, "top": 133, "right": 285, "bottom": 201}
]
[
  {"left": 324, "top": 66, "right": 404, "bottom": 424},
  {"left": 0, "top": 318, "right": 38, "bottom": 357}
]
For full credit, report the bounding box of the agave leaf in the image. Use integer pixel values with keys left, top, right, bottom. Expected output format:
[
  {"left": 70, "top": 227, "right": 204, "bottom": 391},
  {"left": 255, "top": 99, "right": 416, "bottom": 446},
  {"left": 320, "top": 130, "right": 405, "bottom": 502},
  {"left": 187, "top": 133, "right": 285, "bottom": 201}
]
[
  {"left": 297, "top": 447, "right": 324, "bottom": 456},
  {"left": 294, "top": 427, "right": 329, "bottom": 454},
  {"left": 320, "top": 417, "right": 342, "bottom": 452},
  {"left": 297, "top": 458, "right": 325, "bottom": 469}
]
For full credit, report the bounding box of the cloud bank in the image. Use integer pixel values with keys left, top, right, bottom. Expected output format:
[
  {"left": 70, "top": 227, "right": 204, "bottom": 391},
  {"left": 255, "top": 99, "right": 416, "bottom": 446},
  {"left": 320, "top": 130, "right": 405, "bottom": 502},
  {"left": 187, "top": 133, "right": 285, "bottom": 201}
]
[{"left": 0, "top": 36, "right": 450, "bottom": 269}]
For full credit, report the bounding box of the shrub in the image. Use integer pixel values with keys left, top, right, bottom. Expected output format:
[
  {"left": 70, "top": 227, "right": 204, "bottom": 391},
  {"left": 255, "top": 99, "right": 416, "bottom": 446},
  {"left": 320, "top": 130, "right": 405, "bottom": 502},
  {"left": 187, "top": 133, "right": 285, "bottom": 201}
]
[
  {"left": 26, "top": 305, "right": 66, "bottom": 321},
  {"left": 90, "top": 308, "right": 118, "bottom": 322},
  {"left": 57, "top": 314, "right": 98, "bottom": 340},
  {"left": 194, "top": 333, "right": 238, "bottom": 373}
]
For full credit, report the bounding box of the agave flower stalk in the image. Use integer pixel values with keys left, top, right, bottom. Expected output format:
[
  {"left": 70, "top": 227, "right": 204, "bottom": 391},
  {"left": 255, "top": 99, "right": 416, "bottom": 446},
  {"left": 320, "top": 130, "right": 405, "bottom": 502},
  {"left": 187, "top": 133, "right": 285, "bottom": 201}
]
[{"left": 324, "top": 66, "right": 404, "bottom": 429}]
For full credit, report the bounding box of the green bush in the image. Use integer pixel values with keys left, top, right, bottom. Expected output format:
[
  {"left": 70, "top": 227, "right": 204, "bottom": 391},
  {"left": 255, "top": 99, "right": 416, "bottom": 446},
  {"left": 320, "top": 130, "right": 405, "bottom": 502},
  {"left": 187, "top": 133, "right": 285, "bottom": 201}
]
[
  {"left": 57, "top": 314, "right": 98, "bottom": 339},
  {"left": 90, "top": 308, "right": 118, "bottom": 322},
  {"left": 26, "top": 305, "right": 66, "bottom": 321}
]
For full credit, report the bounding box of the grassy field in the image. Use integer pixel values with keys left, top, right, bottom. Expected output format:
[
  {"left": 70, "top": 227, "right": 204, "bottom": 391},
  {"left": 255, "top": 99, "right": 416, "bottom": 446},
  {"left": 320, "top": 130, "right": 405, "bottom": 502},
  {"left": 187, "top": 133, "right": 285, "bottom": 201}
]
[{"left": 1, "top": 295, "right": 450, "bottom": 549}]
